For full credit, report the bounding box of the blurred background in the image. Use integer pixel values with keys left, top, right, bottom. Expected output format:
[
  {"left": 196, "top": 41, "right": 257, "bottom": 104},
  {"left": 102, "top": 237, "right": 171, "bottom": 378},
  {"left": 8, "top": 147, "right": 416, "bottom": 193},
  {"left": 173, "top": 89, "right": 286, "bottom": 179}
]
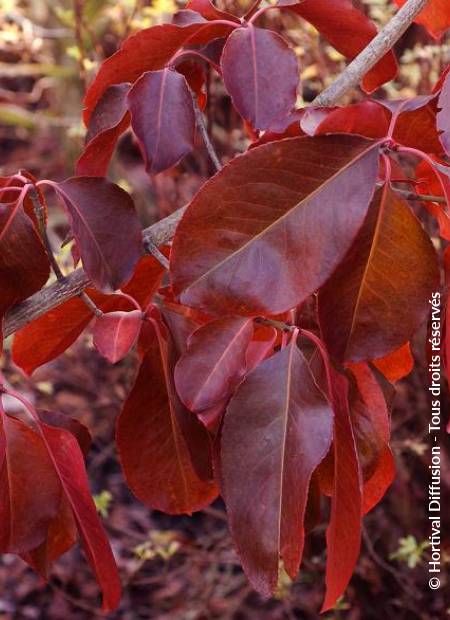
[{"left": 0, "top": 0, "right": 449, "bottom": 618}]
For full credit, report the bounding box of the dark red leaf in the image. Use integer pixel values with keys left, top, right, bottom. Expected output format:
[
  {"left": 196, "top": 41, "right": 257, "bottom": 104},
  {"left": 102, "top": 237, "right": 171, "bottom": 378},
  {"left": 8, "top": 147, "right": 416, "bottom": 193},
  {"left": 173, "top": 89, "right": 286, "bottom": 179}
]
[
  {"left": 222, "top": 334, "right": 333, "bottom": 596},
  {"left": 116, "top": 317, "right": 218, "bottom": 514},
  {"left": 54, "top": 177, "right": 142, "bottom": 291},
  {"left": 362, "top": 445, "right": 395, "bottom": 514},
  {"left": 185, "top": 0, "right": 240, "bottom": 22},
  {"left": 37, "top": 422, "right": 121, "bottom": 611},
  {"left": 0, "top": 188, "right": 50, "bottom": 317},
  {"left": 318, "top": 185, "right": 439, "bottom": 362},
  {"left": 128, "top": 69, "right": 195, "bottom": 174},
  {"left": 93, "top": 310, "right": 143, "bottom": 363},
  {"left": 221, "top": 25, "right": 299, "bottom": 130},
  {"left": 83, "top": 22, "right": 236, "bottom": 123},
  {"left": 174, "top": 316, "right": 253, "bottom": 412},
  {"left": 171, "top": 135, "right": 380, "bottom": 316},
  {"left": 0, "top": 412, "right": 61, "bottom": 553},
  {"left": 287, "top": 0, "right": 397, "bottom": 93}
]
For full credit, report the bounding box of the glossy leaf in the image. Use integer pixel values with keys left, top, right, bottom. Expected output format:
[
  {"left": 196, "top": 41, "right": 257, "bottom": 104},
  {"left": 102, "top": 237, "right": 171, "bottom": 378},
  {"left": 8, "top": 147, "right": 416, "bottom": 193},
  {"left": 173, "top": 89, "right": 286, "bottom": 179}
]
[
  {"left": 171, "top": 135, "right": 380, "bottom": 316},
  {"left": 221, "top": 25, "right": 299, "bottom": 130},
  {"left": 93, "top": 310, "right": 143, "bottom": 364},
  {"left": 54, "top": 177, "right": 142, "bottom": 291},
  {"left": 128, "top": 69, "right": 195, "bottom": 174},
  {"left": 319, "top": 185, "right": 439, "bottom": 362},
  {"left": 83, "top": 22, "right": 236, "bottom": 122},
  {"left": 394, "top": 0, "right": 450, "bottom": 40},
  {"left": 222, "top": 335, "right": 333, "bottom": 596},
  {"left": 288, "top": 0, "right": 397, "bottom": 92},
  {"left": 116, "top": 317, "right": 218, "bottom": 514},
  {"left": 174, "top": 316, "right": 253, "bottom": 412},
  {"left": 76, "top": 83, "right": 131, "bottom": 177}
]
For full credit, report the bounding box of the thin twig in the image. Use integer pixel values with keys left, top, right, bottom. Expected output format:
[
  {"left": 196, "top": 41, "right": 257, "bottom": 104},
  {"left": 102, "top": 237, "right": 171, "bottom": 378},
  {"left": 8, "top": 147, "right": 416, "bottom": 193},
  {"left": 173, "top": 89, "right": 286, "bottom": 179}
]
[
  {"left": 312, "top": 0, "right": 429, "bottom": 107},
  {"left": 394, "top": 189, "right": 446, "bottom": 204},
  {"left": 191, "top": 88, "right": 222, "bottom": 172},
  {"left": 143, "top": 237, "right": 170, "bottom": 270}
]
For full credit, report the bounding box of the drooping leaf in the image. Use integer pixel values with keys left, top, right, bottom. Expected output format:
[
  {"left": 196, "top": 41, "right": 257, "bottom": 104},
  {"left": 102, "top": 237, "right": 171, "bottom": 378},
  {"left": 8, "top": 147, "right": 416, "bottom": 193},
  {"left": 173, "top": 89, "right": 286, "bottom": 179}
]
[
  {"left": 287, "top": 0, "right": 397, "bottom": 93},
  {"left": 174, "top": 316, "right": 253, "bottom": 412},
  {"left": 171, "top": 135, "right": 380, "bottom": 316},
  {"left": 116, "top": 317, "right": 218, "bottom": 514},
  {"left": 394, "top": 0, "right": 450, "bottom": 40},
  {"left": 0, "top": 412, "right": 61, "bottom": 554},
  {"left": 322, "top": 368, "right": 362, "bottom": 612},
  {"left": 76, "top": 83, "right": 131, "bottom": 177},
  {"left": 83, "top": 22, "right": 236, "bottom": 123},
  {"left": 128, "top": 69, "right": 195, "bottom": 174},
  {"left": 54, "top": 177, "right": 142, "bottom": 291},
  {"left": 93, "top": 310, "right": 143, "bottom": 363},
  {"left": 37, "top": 421, "right": 122, "bottom": 611},
  {"left": 318, "top": 185, "right": 439, "bottom": 362},
  {"left": 221, "top": 334, "right": 333, "bottom": 596},
  {"left": 221, "top": 25, "right": 299, "bottom": 130}
]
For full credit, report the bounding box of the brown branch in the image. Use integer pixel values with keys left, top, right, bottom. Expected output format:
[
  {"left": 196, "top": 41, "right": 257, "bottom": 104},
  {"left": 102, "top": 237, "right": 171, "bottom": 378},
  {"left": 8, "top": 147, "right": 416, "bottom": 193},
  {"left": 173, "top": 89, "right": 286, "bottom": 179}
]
[
  {"left": 2, "top": 0, "right": 430, "bottom": 338},
  {"left": 190, "top": 89, "right": 222, "bottom": 172},
  {"left": 312, "top": 0, "right": 429, "bottom": 107}
]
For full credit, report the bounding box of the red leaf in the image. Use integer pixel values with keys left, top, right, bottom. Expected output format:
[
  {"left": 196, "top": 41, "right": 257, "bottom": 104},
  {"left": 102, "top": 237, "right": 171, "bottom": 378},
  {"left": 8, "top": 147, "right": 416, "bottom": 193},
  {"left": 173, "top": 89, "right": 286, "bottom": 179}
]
[
  {"left": 372, "top": 342, "right": 414, "bottom": 382},
  {"left": 322, "top": 368, "right": 362, "bottom": 612},
  {"left": 128, "top": 69, "right": 195, "bottom": 174},
  {"left": 318, "top": 185, "right": 439, "bottom": 362},
  {"left": 174, "top": 316, "right": 253, "bottom": 412},
  {"left": 76, "top": 83, "right": 131, "bottom": 177},
  {"left": 93, "top": 310, "right": 143, "bottom": 363},
  {"left": 171, "top": 135, "right": 380, "bottom": 316},
  {"left": 0, "top": 187, "right": 50, "bottom": 318},
  {"left": 394, "top": 0, "right": 450, "bottom": 40},
  {"left": 21, "top": 496, "right": 78, "bottom": 578},
  {"left": 221, "top": 25, "right": 299, "bottom": 130},
  {"left": 116, "top": 317, "right": 218, "bottom": 514},
  {"left": 362, "top": 445, "right": 395, "bottom": 514},
  {"left": 437, "top": 70, "right": 450, "bottom": 156},
  {"left": 185, "top": 0, "right": 240, "bottom": 22},
  {"left": 83, "top": 22, "right": 236, "bottom": 123},
  {"left": 54, "top": 177, "right": 142, "bottom": 291},
  {"left": 221, "top": 334, "right": 333, "bottom": 596},
  {"left": 0, "top": 413, "right": 61, "bottom": 553},
  {"left": 288, "top": 0, "right": 397, "bottom": 93},
  {"left": 38, "top": 422, "right": 121, "bottom": 611}
]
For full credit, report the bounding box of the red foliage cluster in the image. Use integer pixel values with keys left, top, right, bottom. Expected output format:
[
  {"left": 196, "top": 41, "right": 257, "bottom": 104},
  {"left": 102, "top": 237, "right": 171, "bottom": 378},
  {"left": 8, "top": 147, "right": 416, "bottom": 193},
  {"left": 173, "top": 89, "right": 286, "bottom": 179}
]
[{"left": 1, "top": 0, "right": 449, "bottom": 613}]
